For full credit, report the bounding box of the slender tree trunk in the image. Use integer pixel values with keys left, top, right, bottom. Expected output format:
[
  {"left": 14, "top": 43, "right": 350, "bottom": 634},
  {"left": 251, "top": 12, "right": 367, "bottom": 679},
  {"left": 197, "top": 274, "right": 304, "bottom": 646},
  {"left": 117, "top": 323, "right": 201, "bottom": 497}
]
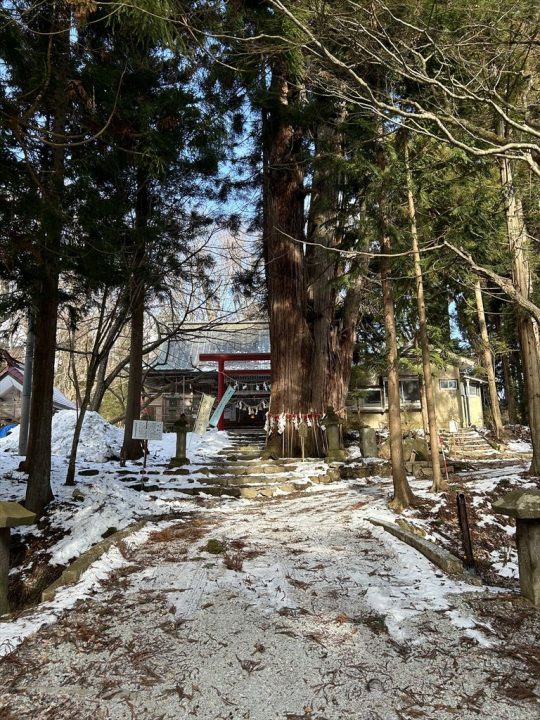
[
  {"left": 120, "top": 170, "right": 149, "bottom": 462},
  {"left": 65, "top": 396, "right": 89, "bottom": 486},
  {"left": 419, "top": 379, "right": 429, "bottom": 435},
  {"left": 89, "top": 355, "right": 109, "bottom": 412},
  {"left": 473, "top": 279, "right": 504, "bottom": 440},
  {"left": 18, "top": 310, "right": 35, "bottom": 456},
  {"left": 381, "top": 239, "right": 416, "bottom": 511},
  {"left": 501, "top": 352, "right": 517, "bottom": 424},
  {"left": 121, "top": 285, "right": 145, "bottom": 461},
  {"left": 263, "top": 65, "right": 313, "bottom": 457},
  {"left": 499, "top": 156, "right": 540, "bottom": 474},
  {"left": 25, "top": 6, "right": 69, "bottom": 514},
  {"left": 404, "top": 140, "right": 445, "bottom": 492}
]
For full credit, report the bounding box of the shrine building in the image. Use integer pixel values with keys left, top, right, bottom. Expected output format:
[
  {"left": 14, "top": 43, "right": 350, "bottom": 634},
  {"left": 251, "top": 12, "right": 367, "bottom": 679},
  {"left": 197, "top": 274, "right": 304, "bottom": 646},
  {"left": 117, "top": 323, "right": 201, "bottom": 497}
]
[{"left": 144, "top": 321, "right": 271, "bottom": 430}]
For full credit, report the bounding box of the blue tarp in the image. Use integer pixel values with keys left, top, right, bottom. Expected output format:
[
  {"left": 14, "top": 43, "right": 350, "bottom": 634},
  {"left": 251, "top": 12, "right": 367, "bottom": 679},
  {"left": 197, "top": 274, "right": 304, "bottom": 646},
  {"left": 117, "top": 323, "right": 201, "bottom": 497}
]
[{"left": 0, "top": 423, "right": 17, "bottom": 438}]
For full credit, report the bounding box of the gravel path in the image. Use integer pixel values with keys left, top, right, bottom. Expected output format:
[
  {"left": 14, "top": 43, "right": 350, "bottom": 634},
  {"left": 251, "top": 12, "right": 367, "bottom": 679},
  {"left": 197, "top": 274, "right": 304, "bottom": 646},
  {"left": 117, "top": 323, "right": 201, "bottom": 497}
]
[{"left": 1, "top": 482, "right": 539, "bottom": 720}]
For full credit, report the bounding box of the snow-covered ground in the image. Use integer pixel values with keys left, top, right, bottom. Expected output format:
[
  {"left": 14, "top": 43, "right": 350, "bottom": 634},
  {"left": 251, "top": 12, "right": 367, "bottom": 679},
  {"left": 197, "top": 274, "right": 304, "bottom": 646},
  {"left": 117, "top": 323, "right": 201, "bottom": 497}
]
[
  {"left": 0, "top": 415, "right": 539, "bottom": 717},
  {"left": 1, "top": 478, "right": 539, "bottom": 718},
  {"left": 0, "top": 411, "right": 232, "bottom": 565}
]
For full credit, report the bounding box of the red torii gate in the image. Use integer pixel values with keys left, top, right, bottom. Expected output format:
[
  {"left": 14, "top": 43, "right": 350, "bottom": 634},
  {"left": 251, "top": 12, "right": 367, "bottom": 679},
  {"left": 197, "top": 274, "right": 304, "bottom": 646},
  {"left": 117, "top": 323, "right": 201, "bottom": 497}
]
[{"left": 199, "top": 352, "right": 271, "bottom": 430}]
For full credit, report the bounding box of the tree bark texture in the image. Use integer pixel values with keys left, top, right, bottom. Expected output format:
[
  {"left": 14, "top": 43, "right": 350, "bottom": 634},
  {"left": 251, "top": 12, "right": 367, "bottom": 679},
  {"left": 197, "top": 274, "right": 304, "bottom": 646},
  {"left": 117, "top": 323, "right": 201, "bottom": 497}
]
[
  {"left": 381, "top": 236, "right": 416, "bottom": 511},
  {"left": 307, "top": 120, "right": 365, "bottom": 418},
  {"left": 501, "top": 351, "right": 518, "bottom": 424},
  {"left": 499, "top": 156, "right": 540, "bottom": 474},
  {"left": 307, "top": 121, "right": 339, "bottom": 415},
  {"left": 473, "top": 280, "right": 504, "bottom": 440},
  {"left": 25, "top": 4, "right": 69, "bottom": 515},
  {"left": 404, "top": 141, "right": 445, "bottom": 492},
  {"left": 89, "top": 355, "right": 109, "bottom": 412},
  {"left": 121, "top": 171, "right": 150, "bottom": 462},
  {"left": 263, "top": 66, "right": 314, "bottom": 456},
  {"left": 18, "top": 311, "right": 35, "bottom": 456}
]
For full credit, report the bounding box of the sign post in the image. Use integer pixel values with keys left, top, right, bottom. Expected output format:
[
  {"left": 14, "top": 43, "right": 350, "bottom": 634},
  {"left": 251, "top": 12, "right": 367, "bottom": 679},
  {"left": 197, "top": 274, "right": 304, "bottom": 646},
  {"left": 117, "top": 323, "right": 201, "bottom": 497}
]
[{"left": 132, "top": 420, "right": 163, "bottom": 472}]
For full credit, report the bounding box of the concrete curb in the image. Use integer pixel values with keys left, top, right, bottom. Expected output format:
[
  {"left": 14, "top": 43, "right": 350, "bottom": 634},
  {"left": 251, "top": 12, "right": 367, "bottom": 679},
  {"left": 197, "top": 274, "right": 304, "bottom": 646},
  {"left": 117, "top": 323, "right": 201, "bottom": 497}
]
[
  {"left": 367, "top": 517, "right": 466, "bottom": 576},
  {"left": 41, "top": 520, "right": 148, "bottom": 603}
]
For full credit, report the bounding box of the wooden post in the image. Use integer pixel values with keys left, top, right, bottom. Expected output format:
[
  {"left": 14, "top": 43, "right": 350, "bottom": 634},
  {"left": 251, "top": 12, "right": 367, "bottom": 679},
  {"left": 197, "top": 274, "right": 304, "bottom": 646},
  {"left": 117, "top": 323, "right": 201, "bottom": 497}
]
[
  {"left": 218, "top": 358, "right": 225, "bottom": 431},
  {"left": 298, "top": 421, "right": 308, "bottom": 461},
  {"left": 0, "top": 502, "right": 36, "bottom": 616},
  {"left": 0, "top": 528, "right": 9, "bottom": 616}
]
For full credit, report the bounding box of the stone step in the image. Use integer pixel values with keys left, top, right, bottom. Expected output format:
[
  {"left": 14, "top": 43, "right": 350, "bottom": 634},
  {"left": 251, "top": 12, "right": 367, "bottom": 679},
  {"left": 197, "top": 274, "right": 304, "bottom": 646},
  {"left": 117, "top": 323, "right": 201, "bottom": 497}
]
[
  {"left": 218, "top": 453, "right": 263, "bottom": 462},
  {"left": 143, "top": 478, "right": 314, "bottom": 500},
  {"left": 195, "top": 464, "right": 288, "bottom": 477}
]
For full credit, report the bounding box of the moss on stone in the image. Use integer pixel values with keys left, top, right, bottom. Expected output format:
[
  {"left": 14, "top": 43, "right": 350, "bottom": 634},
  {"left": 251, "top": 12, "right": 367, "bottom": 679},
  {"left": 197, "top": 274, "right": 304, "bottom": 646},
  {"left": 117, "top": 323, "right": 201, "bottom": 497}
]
[{"left": 202, "top": 539, "right": 226, "bottom": 554}]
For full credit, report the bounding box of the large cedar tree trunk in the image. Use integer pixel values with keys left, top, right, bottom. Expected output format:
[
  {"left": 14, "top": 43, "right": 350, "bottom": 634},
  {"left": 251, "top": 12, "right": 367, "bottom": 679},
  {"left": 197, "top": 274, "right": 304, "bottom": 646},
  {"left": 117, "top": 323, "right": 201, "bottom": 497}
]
[
  {"left": 307, "top": 118, "right": 365, "bottom": 419},
  {"left": 263, "top": 66, "right": 313, "bottom": 457}
]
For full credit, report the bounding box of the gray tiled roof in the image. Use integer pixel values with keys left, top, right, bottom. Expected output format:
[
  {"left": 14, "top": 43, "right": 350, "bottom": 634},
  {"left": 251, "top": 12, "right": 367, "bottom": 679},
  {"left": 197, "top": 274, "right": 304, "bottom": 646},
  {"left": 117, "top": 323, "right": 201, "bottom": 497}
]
[{"left": 152, "top": 322, "right": 271, "bottom": 372}]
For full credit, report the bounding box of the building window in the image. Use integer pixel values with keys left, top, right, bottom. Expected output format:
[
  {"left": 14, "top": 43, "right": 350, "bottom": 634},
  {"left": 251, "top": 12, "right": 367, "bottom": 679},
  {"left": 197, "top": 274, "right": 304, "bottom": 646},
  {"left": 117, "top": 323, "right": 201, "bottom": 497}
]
[
  {"left": 468, "top": 383, "right": 481, "bottom": 396},
  {"left": 439, "top": 379, "right": 458, "bottom": 390},
  {"left": 400, "top": 378, "right": 420, "bottom": 404},
  {"left": 363, "top": 389, "right": 383, "bottom": 407}
]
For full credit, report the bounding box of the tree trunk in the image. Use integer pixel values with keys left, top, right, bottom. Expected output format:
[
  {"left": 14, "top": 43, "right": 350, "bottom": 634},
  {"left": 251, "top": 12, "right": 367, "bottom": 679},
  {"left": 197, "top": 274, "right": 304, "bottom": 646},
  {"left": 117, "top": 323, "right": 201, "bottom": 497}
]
[
  {"left": 501, "top": 351, "right": 518, "bottom": 424},
  {"left": 89, "top": 354, "right": 109, "bottom": 412},
  {"left": 65, "top": 397, "right": 89, "bottom": 486},
  {"left": 381, "top": 235, "right": 417, "bottom": 511},
  {"left": 499, "top": 156, "right": 540, "bottom": 474},
  {"left": 263, "top": 64, "right": 313, "bottom": 457},
  {"left": 404, "top": 140, "right": 445, "bottom": 492},
  {"left": 120, "top": 170, "right": 149, "bottom": 462},
  {"left": 307, "top": 120, "right": 340, "bottom": 414},
  {"left": 24, "top": 5, "right": 69, "bottom": 515},
  {"left": 24, "top": 281, "right": 59, "bottom": 514},
  {"left": 473, "top": 279, "right": 505, "bottom": 440},
  {"left": 120, "top": 287, "right": 145, "bottom": 462},
  {"left": 18, "top": 310, "right": 35, "bottom": 456}
]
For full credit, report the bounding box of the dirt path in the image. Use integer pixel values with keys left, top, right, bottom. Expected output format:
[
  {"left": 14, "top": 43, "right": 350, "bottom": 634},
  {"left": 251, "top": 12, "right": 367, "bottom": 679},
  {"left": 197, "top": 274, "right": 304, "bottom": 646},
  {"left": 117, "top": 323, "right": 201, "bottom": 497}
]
[{"left": 1, "top": 483, "right": 539, "bottom": 720}]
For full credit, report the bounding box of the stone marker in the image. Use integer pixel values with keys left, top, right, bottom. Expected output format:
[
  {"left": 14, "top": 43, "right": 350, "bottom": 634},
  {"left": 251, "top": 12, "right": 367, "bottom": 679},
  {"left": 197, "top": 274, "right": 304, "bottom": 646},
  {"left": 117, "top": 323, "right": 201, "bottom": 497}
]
[
  {"left": 0, "top": 501, "right": 36, "bottom": 616},
  {"left": 360, "top": 427, "right": 378, "bottom": 458},
  {"left": 493, "top": 489, "right": 540, "bottom": 606},
  {"left": 169, "top": 413, "right": 191, "bottom": 468},
  {"left": 324, "top": 406, "right": 347, "bottom": 462}
]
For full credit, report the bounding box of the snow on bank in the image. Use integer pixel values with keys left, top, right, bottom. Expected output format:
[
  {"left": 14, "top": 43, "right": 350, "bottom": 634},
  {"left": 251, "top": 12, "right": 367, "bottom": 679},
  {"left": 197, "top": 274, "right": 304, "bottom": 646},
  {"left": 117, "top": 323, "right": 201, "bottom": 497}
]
[
  {"left": 0, "top": 410, "right": 123, "bottom": 462},
  {"left": 0, "top": 420, "right": 232, "bottom": 590},
  {"left": 0, "top": 410, "right": 231, "bottom": 465}
]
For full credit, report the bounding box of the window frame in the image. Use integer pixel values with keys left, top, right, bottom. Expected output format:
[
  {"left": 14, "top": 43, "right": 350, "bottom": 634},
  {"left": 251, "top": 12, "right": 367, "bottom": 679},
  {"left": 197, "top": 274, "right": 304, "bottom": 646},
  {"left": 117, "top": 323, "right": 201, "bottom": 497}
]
[{"left": 439, "top": 379, "right": 458, "bottom": 391}]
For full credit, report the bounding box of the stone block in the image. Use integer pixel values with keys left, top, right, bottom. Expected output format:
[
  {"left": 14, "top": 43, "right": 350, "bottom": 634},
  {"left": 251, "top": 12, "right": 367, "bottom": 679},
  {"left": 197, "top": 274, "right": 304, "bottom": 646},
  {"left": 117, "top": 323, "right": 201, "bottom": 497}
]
[
  {"left": 493, "top": 489, "right": 540, "bottom": 520},
  {"left": 494, "top": 490, "right": 540, "bottom": 606},
  {"left": 0, "top": 502, "right": 36, "bottom": 528},
  {"left": 360, "top": 427, "right": 378, "bottom": 458}
]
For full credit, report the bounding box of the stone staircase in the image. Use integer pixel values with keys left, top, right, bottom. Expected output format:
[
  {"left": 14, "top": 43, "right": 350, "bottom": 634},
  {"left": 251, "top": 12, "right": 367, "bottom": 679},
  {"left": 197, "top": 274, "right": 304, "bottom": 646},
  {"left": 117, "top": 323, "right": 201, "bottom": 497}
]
[
  {"left": 439, "top": 428, "right": 500, "bottom": 459},
  {"left": 115, "top": 429, "right": 339, "bottom": 500}
]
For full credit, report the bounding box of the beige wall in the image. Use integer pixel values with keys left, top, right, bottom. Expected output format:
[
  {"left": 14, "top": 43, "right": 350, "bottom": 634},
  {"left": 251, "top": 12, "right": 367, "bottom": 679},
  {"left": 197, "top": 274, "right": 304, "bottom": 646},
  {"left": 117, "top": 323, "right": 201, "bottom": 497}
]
[
  {"left": 347, "top": 366, "right": 485, "bottom": 430},
  {"left": 468, "top": 395, "right": 484, "bottom": 426}
]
